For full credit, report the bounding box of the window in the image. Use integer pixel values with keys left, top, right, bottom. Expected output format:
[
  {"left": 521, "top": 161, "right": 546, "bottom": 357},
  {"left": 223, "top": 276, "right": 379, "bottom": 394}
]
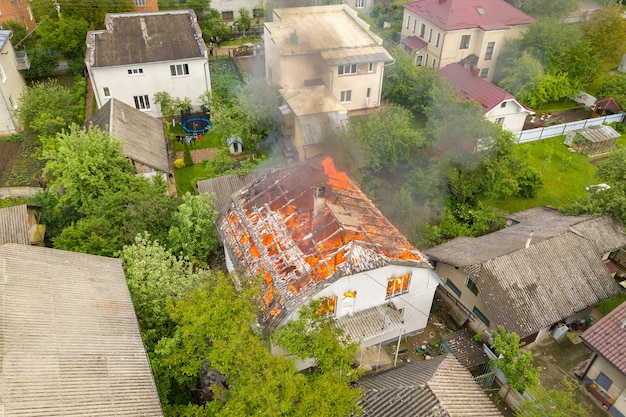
[
  {"left": 338, "top": 64, "right": 357, "bottom": 75},
  {"left": 406, "top": 15, "right": 410, "bottom": 29},
  {"left": 386, "top": 273, "right": 411, "bottom": 298},
  {"left": 368, "top": 62, "right": 374, "bottom": 72},
  {"left": 446, "top": 279, "right": 461, "bottom": 297},
  {"left": 435, "top": 32, "right": 440, "bottom": 47},
  {"left": 485, "top": 41, "right": 495, "bottom": 60},
  {"left": 170, "top": 63, "right": 189, "bottom": 76},
  {"left": 500, "top": 101, "right": 507, "bottom": 108},
  {"left": 460, "top": 35, "right": 471, "bottom": 49},
  {"left": 416, "top": 55, "right": 423, "bottom": 66},
  {"left": 419, "top": 23, "right": 425, "bottom": 38},
  {"left": 355, "top": 0, "right": 364, "bottom": 8},
  {"left": 317, "top": 297, "right": 336, "bottom": 317},
  {"left": 473, "top": 307, "right": 490, "bottom": 327},
  {"left": 222, "top": 11, "right": 234, "bottom": 21},
  {"left": 428, "top": 28, "right": 432, "bottom": 42},
  {"left": 412, "top": 20, "right": 416, "bottom": 33},
  {"left": 8, "top": 94, "right": 16, "bottom": 109},
  {"left": 0, "top": 64, "right": 6, "bottom": 83},
  {"left": 465, "top": 276, "right": 479, "bottom": 296},
  {"left": 133, "top": 94, "right": 151, "bottom": 110},
  {"left": 253, "top": 8, "right": 264, "bottom": 17},
  {"left": 134, "top": 0, "right": 146, "bottom": 6},
  {"left": 495, "top": 117, "right": 505, "bottom": 125},
  {"left": 432, "top": 58, "right": 436, "bottom": 67},
  {"left": 340, "top": 90, "right": 352, "bottom": 103},
  {"left": 127, "top": 68, "right": 143, "bottom": 76},
  {"left": 479, "top": 68, "right": 489, "bottom": 78},
  {"left": 103, "top": 87, "right": 110, "bottom": 97},
  {"left": 597, "top": 372, "right": 613, "bottom": 391},
  {"left": 366, "top": 87, "right": 371, "bottom": 99}
]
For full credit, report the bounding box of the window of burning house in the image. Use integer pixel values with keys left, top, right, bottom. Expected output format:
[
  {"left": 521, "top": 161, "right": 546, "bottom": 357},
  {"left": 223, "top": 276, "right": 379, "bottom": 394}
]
[
  {"left": 386, "top": 273, "right": 411, "bottom": 298},
  {"left": 338, "top": 64, "right": 357, "bottom": 75},
  {"left": 465, "top": 276, "right": 479, "bottom": 296},
  {"left": 316, "top": 297, "right": 337, "bottom": 317}
]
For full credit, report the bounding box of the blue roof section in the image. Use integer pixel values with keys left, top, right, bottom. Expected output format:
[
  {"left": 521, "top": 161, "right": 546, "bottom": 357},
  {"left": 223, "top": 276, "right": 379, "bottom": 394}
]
[{"left": 0, "top": 30, "right": 12, "bottom": 49}]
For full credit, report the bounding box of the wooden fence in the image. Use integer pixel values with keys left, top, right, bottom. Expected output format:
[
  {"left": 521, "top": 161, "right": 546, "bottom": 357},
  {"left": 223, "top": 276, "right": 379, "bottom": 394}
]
[{"left": 513, "top": 113, "right": 625, "bottom": 144}]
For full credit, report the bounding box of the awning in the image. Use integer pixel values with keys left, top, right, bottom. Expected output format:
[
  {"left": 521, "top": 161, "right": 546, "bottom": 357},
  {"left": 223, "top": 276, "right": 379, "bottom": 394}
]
[{"left": 336, "top": 304, "right": 404, "bottom": 344}]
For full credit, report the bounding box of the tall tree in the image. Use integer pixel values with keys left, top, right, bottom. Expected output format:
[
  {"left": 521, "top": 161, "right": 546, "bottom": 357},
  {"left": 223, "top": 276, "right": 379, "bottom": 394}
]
[
  {"left": 498, "top": 51, "right": 545, "bottom": 102},
  {"left": 582, "top": 3, "right": 626, "bottom": 69},
  {"left": 37, "top": 17, "right": 90, "bottom": 60},
  {"left": 491, "top": 326, "right": 542, "bottom": 399},
  {"left": 597, "top": 74, "right": 626, "bottom": 108},
  {"left": 167, "top": 192, "right": 220, "bottom": 266},
  {"left": 516, "top": 376, "right": 589, "bottom": 417}
]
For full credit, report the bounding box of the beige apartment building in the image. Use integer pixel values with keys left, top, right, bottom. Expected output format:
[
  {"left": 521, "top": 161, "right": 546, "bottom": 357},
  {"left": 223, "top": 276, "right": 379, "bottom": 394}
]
[
  {"left": 401, "top": 0, "right": 534, "bottom": 82},
  {"left": 265, "top": 4, "right": 392, "bottom": 160}
]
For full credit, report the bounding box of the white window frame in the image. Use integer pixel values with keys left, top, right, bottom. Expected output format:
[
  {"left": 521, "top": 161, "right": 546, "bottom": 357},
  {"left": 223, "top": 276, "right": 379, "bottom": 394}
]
[
  {"left": 419, "top": 23, "right": 425, "bottom": 38},
  {"left": 127, "top": 68, "right": 144, "bottom": 76},
  {"left": 103, "top": 87, "right": 111, "bottom": 97},
  {"left": 368, "top": 62, "right": 374, "bottom": 72},
  {"left": 8, "top": 94, "right": 17, "bottom": 109},
  {"left": 170, "top": 63, "right": 189, "bottom": 77},
  {"left": 435, "top": 32, "right": 441, "bottom": 47},
  {"left": 485, "top": 41, "right": 495, "bottom": 60},
  {"left": 133, "top": 94, "right": 151, "bottom": 110},
  {"left": 338, "top": 64, "right": 357, "bottom": 76},
  {"left": 340, "top": 90, "right": 352, "bottom": 103},
  {"left": 416, "top": 55, "right": 423, "bottom": 66},
  {"left": 460, "top": 35, "right": 471, "bottom": 49},
  {"left": 480, "top": 68, "right": 489, "bottom": 78},
  {"left": 134, "top": 0, "right": 146, "bottom": 6},
  {"left": 0, "top": 64, "right": 6, "bottom": 83},
  {"left": 355, "top": 0, "right": 364, "bottom": 8}
]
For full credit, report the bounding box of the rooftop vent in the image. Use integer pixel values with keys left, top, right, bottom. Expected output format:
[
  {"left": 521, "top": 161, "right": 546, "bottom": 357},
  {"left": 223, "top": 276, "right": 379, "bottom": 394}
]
[
  {"left": 621, "top": 318, "right": 626, "bottom": 330},
  {"left": 477, "top": 7, "right": 486, "bottom": 15}
]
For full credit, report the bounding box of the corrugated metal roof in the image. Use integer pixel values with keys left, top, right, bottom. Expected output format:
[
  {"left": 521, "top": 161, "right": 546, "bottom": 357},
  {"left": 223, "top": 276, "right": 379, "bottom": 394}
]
[
  {"left": 0, "top": 205, "right": 30, "bottom": 245},
  {"left": 217, "top": 157, "right": 430, "bottom": 328},
  {"left": 336, "top": 304, "right": 405, "bottom": 343},
  {"left": 320, "top": 46, "right": 393, "bottom": 66},
  {"left": 441, "top": 329, "right": 488, "bottom": 370},
  {"left": 0, "top": 244, "right": 163, "bottom": 417},
  {"left": 438, "top": 63, "right": 532, "bottom": 115},
  {"left": 581, "top": 301, "right": 626, "bottom": 375},
  {"left": 197, "top": 172, "right": 261, "bottom": 212},
  {"left": 357, "top": 355, "right": 502, "bottom": 416},
  {"left": 86, "top": 10, "right": 206, "bottom": 67},
  {"left": 402, "top": 0, "right": 534, "bottom": 31},
  {"left": 87, "top": 98, "right": 170, "bottom": 173}
]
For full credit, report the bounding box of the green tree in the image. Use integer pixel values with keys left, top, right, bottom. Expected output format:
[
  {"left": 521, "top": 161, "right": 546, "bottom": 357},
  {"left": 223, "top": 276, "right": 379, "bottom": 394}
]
[
  {"left": 597, "top": 74, "right": 626, "bottom": 108},
  {"left": 582, "top": 3, "right": 626, "bottom": 69},
  {"left": 233, "top": 78, "right": 283, "bottom": 150},
  {"left": 498, "top": 51, "right": 545, "bottom": 102},
  {"left": 518, "top": 18, "right": 582, "bottom": 68},
  {"left": 167, "top": 192, "right": 220, "bottom": 266},
  {"left": 37, "top": 17, "right": 90, "bottom": 60},
  {"left": 121, "top": 233, "right": 202, "bottom": 351},
  {"left": 15, "top": 79, "right": 84, "bottom": 136},
  {"left": 522, "top": 72, "right": 576, "bottom": 109},
  {"left": 491, "top": 326, "right": 541, "bottom": 399},
  {"left": 153, "top": 272, "right": 363, "bottom": 415},
  {"left": 517, "top": 0, "right": 578, "bottom": 19},
  {"left": 234, "top": 8, "right": 252, "bottom": 33},
  {"left": 51, "top": 0, "right": 134, "bottom": 27},
  {"left": 516, "top": 376, "right": 589, "bottom": 417},
  {"left": 41, "top": 125, "right": 137, "bottom": 214},
  {"left": 21, "top": 49, "right": 58, "bottom": 79}
]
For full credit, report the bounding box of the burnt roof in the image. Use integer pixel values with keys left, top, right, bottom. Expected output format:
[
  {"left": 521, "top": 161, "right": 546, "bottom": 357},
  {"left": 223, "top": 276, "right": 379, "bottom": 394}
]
[
  {"left": 86, "top": 10, "right": 206, "bottom": 67},
  {"left": 581, "top": 301, "right": 626, "bottom": 376},
  {"left": 217, "top": 156, "right": 430, "bottom": 328},
  {"left": 357, "top": 355, "right": 503, "bottom": 416}
]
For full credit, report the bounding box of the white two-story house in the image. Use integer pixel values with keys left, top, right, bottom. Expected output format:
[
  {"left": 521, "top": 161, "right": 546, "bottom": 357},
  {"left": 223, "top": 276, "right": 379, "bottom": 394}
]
[
  {"left": 0, "top": 30, "right": 27, "bottom": 135},
  {"left": 217, "top": 156, "right": 441, "bottom": 351},
  {"left": 85, "top": 10, "right": 210, "bottom": 118},
  {"left": 401, "top": 0, "right": 534, "bottom": 82},
  {"left": 265, "top": 5, "right": 393, "bottom": 159}
]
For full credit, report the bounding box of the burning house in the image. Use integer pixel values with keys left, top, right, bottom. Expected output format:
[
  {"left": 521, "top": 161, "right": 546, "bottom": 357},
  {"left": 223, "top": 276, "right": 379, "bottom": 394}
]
[{"left": 217, "top": 156, "right": 441, "bottom": 348}]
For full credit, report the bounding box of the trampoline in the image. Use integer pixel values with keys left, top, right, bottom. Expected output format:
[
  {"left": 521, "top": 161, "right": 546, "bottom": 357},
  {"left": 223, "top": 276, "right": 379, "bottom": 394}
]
[{"left": 182, "top": 117, "right": 212, "bottom": 134}]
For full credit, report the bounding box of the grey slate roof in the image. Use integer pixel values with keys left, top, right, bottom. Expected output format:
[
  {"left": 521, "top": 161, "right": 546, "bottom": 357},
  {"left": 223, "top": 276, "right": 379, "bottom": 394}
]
[
  {"left": 87, "top": 98, "right": 170, "bottom": 173},
  {"left": 0, "top": 244, "right": 163, "bottom": 416},
  {"left": 425, "top": 207, "right": 626, "bottom": 338},
  {"left": 0, "top": 205, "right": 29, "bottom": 245},
  {"left": 357, "top": 355, "right": 502, "bottom": 416},
  {"left": 581, "top": 301, "right": 626, "bottom": 376},
  {"left": 441, "top": 329, "right": 488, "bottom": 370},
  {"left": 197, "top": 172, "right": 261, "bottom": 212},
  {"left": 86, "top": 10, "right": 206, "bottom": 67}
]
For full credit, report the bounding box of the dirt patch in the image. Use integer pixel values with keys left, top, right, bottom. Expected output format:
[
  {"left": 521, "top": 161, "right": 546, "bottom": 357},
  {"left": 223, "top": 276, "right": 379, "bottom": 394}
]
[
  {"left": 0, "top": 135, "right": 43, "bottom": 187},
  {"left": 524, "top": 108, "right": 594, "bottom": 130},
  {"left": 174, "top": 148, "right": 219, "bottom": 164}
]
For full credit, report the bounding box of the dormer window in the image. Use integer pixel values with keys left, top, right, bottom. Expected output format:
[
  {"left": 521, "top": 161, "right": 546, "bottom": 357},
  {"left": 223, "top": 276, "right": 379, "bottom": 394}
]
[{"left": 477, "top": 7, "right": 486, "bottom": 15}]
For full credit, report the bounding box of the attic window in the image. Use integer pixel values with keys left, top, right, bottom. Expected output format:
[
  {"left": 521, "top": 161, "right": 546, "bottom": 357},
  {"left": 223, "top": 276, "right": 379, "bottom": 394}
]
[
  {"left": 477, "top": 7, "right": 486, "bottom": 15},
  {"left": 386, "top": 273, "right": 411, "bottom": 299}
]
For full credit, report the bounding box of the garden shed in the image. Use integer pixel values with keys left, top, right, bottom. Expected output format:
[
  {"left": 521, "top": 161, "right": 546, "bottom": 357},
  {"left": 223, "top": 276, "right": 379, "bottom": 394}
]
[
  {"left": 563, "top": 125, "right": 620, "bottom": 156},
  {"left": 593, "top": 97, "right": 622, "bottom": 116},
  {"left": 227, "top": 134, "right": 243, "bottom": 155}
]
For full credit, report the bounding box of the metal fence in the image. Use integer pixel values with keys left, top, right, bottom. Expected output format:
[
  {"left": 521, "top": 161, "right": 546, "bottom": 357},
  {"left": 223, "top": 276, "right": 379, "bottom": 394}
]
[{"left": 513, "top": 113, "right": 625, "bottom": 144}]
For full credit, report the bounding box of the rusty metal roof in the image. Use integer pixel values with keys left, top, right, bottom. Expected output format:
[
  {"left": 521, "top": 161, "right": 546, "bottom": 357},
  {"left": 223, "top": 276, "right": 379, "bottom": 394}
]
[{"left": 217, "top": 157, "right": 429, "bottom": 328}]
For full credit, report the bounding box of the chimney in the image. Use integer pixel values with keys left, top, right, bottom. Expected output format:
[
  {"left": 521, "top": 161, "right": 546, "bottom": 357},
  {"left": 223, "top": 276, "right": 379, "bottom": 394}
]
[
  {"left": 140, "top": 17, "right": 149, "bottom": 46},
  {"left": 313, "top": 184, "right": 326, "bottom": 232},
  {"left": 525, "top": 230, "right": 534, "bottom": 249}
]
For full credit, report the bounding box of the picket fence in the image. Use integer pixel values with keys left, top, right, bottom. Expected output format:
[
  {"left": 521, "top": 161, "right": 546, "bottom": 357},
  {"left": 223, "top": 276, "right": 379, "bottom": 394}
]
[{"left": 513, "top": 113, "right": 625, "bottom": 144}]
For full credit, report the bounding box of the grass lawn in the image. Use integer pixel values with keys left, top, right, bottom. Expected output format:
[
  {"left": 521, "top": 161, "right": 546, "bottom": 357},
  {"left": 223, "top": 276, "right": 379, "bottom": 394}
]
[
  {"left": 533, "top": 98, "right": 579, "bottom": 113},
  {"left": 174, "top": 163, "right": 211, "bottom": 195},
  {"left": 598, "top": 294, "right": 626, "bottom": 315},
  {"left": 169, "top": 125, "right": 222, "bottom": 152},
  {"left": 486, "top": 135, "right": 597, "bottom": 213}
]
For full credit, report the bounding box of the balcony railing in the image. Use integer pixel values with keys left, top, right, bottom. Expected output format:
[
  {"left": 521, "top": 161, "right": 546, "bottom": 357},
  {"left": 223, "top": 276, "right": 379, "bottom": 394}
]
[{"left": 15, "top": 51, "right": 30, "bottom": 70}]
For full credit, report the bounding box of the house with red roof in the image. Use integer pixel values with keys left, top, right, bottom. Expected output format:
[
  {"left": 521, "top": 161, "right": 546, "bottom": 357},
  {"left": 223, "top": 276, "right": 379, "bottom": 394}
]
[
  {"left": 217, "top": 156, "right": 441, "bottom": 350},
  {"left": 581, "top": 301, "right": 626, "bottom": 415},
  {"left": 438, "top": 63, "right": 533, "bottom": 132},
  {"left": 401, "top": 0, "right": 534, "bottom": 82}
]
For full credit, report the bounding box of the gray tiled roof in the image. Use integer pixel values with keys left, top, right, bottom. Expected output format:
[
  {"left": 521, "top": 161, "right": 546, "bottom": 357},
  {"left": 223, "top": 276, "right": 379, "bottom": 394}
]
[
  {"left": 581, "top": 301, "right": 626, "bottom": 375},
  {"left": 441, "top": 329, "right": 489, "bottom": 370},
  {"left": 197, "top": 172, "right": 261, "bottom": 212},
  {"left": 0, "top": 205, "right": 29, "bottom": 245},
  {"left": 357, "top": 355, "right": 502, "bottom": 416},
  {"left": 0, "top": 244, "right": 163, "bottom": 416},
  {"left": 87, "top": 10, "right": 206, "bottom": 67},
  {"left": 87, "top": 98, "right": 170, "bottom": 172}
]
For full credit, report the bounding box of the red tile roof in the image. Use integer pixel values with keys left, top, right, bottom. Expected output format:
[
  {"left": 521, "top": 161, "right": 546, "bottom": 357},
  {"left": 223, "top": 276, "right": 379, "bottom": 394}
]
[
  {"left": 581, "top": 301, "right": 626, "bottom": 375},
  {"left": 402, "top": 36, "right": 428, "bottom": 51},
  {"left": 438, "top": 63, "right": 517, "bottom": 114},
  {"left": 403, "top": 0, "right": 534, "bottom": 31}
]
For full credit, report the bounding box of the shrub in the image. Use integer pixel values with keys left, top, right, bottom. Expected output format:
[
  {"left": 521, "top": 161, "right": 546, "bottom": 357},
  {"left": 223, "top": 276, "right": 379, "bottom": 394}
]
[
  {"left": 173, "top": 159, "right": 185, "bottom": 169},
  {"left": 3, "top": 133, "right": 24, "bottom": 143},
  {"left": 516, "top": 168, "right": 544, "bottom": 198}
]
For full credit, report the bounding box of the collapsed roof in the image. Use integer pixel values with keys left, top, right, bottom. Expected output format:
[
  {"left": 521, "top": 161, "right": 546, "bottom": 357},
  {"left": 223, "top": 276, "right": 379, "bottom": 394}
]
[{"left": 217, "top": 156, "right": 429, "bottom": 328}]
